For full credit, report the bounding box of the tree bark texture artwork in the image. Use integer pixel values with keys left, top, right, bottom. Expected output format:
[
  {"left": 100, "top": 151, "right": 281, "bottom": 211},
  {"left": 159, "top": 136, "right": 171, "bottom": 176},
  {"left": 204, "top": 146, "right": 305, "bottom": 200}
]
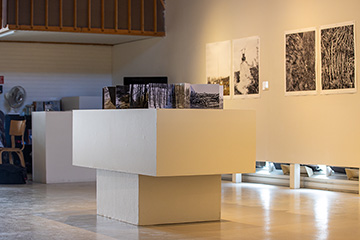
[
  {"left": 129, "top": 84, "right": 148, "bottom": 108},
  {"left": 102, "top": 86, "right": 116, "bottom": 109},
  {"left": 174, "top": 83, "right": 190, "bottom": 109},
  {"left": 116, "top": 85, "right": 130, "bottom": 109},
  {"left": 285, "top": 29, "right": 316, "bottom": 94},
  {"left": 232, "top": 36, "right": 260, "bottom": 97},
  {"left": 206, "top": 41, "right": 231, "bottom": 97},
  {"left": 148, "top": 83, "right": 175, "bottom": 109},
  {"left": 321, "top": 23, "right": 355, "bottom": 92}
]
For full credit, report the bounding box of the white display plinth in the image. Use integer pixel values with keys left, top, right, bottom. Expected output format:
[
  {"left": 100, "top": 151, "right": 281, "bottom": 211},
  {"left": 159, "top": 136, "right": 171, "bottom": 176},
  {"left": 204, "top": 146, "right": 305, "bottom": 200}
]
[
  {"left": 32, "top": 112, "right": 96, "bottom": 183},
  {"left": 61, "top": 96, "right": 102, "bottom": 111},
  {"left": 72, "top": 109, "right": 256, "bottom": 225}
]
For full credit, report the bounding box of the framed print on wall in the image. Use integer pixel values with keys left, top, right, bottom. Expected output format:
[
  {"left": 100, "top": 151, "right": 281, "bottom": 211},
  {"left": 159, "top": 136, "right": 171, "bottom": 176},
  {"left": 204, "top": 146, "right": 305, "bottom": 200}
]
[
  {"left": 285, "top": 28, "right": 317, "bottom": 96},
  {"left": 206, "top": 40, "right": 231, "bottom": 98},
  {"left": 232, "top": 36, "right": 260, "bottom": 98},
  {"left": 320, "top": 21, "right": 356, "bottom": 94}
]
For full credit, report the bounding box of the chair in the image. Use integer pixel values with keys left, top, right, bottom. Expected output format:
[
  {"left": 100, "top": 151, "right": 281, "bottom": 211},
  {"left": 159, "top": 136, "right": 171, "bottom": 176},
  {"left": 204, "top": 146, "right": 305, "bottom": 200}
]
[{"left": 0, "top": 120, "right": 26, "bottom": 168}]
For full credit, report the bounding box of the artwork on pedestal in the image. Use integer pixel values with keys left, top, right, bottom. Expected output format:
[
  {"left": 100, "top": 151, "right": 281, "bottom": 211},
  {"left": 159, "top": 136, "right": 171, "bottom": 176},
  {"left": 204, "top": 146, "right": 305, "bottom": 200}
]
[
  {"left": 33, "top": 101, "right": 44, "bottom": 111},
  {"left": 174, "top": 83, "right": 190, "bottom": 108},
  {"left": 104, "top": 83, "right": 226, "bottom": 109},
  {"left": 102, "top": 87, "right": 116, "bottom": 109},
  {"left": 44, "top": 101, "right": 61, "bottom": 111},
  {"left": 190, "top": 84, "right": 223, "bottom": 109},
  {"left": 206, "top": 40, "right": 231, "bottom": 97},
  {"left": 320, "top": 22, "right": 356, "bottom": 94},
  {"left": 232, "top": 36, "right": 260, "bottom": 98},
  {"left": 129, "top": 84, "right": 148, "bottom": 108},
  {"left": 285, "top": 28, "right": 316, "bottom": 96},
  {"left": 148, "top": 83, "right": 175, "bottom": 109},
  {"left": 116, "top": 85, "right": 130, "bottom": 109}
]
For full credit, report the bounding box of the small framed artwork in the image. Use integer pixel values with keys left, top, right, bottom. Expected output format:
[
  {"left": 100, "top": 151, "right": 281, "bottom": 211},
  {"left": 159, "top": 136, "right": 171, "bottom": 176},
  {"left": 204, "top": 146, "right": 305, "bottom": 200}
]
[
  {"left": 285, "top": 28, "right": 317, "bottom": 96},
  {"left": 232, "top": 36, "right": 260, "bottom": 98},
  {"left": 320, "top": 21, "right": 356, "bottom": 94}
]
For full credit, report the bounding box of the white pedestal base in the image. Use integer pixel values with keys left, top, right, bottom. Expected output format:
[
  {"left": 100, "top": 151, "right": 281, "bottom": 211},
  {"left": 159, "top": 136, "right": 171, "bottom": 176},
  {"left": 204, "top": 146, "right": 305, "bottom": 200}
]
[{"left": 97, "top": 169, "right": 221, "bottom": 225}]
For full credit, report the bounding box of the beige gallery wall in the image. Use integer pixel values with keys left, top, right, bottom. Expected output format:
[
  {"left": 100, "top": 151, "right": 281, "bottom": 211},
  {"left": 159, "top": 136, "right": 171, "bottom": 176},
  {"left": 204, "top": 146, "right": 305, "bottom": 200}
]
[{"left": 112, "top": 0, "right": 360, "bottom": 168}]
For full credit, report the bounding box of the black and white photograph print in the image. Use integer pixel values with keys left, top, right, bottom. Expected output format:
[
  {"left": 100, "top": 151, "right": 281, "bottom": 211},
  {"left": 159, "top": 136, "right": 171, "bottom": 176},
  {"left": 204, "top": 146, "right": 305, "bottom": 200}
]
[
  {"left": 321, "top": 22, "right": 356, "bottom": 94},
  {"left": 102, "top": 86, "right": 116, "bottom": 109},
  {"left": 233, "top": 36, "right": 260, "bottom": 98},
  {"left": 129, "top": 84, "right": 148, "bottom": 108},
  {"left": 174, "top": 83, "right": 190, "bottom": 108},
  {"left": 190, "top": 84, "right": 223, "bottom": 109},
  {"left": 148, "top": 83, "right": 175, "bottom": 109},
  {"left": 285, "top": 28, "right": 316, "bottom": 95},
  {"left": 44, "top": 101, "right": 61, "bottom": 111},
  {"left": 116, "top": 85, "right": 130, "bottom": 109},
  {"left": 206, "top": 40, "right": 231, "bottom": 97}
]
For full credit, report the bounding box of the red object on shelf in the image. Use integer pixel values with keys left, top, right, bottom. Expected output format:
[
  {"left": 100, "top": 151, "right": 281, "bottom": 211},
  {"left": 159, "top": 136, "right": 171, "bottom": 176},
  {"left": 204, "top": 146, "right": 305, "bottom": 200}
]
[{"left": 0, "top": 76, "right": 4, "bottom": 84}]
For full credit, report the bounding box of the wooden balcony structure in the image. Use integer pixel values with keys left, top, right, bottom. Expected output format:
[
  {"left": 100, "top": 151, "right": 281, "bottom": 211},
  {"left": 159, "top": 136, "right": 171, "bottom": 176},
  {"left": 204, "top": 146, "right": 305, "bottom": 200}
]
[{"left": 0, "top": 0, "right": 165, "bottom": 45}]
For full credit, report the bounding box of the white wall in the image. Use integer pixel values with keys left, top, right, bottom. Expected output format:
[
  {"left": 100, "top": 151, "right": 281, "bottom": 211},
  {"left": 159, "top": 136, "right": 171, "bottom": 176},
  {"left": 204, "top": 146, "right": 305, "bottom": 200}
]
[
  {"left": 112, "top": 0, "right": 360, "bottom": 168},
  {"left": 0, "top": 42, "right": 112, "bottom": 113}
]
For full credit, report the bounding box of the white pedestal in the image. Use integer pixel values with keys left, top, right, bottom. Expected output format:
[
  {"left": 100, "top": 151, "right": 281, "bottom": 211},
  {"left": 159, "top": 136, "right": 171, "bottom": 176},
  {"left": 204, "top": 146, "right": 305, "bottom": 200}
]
[
  {"left": 73, "top": 109, "right": 256, "bottom": 225},
  {"left": 32, "top": 112, "right": 96, "bottom": 183},
  {"left": 97, "top": 169, "right": 221, "bottom": 225},
  {"left": 61, "top": 96, "right": 102, "bottom": 111},
  {"left": 72, "top": 109, "right": 256, "bottom": 176}
]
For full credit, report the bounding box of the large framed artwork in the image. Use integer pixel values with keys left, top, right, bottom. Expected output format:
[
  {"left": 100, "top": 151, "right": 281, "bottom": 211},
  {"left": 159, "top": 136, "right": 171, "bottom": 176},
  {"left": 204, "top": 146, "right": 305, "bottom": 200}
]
[
  {"left": 206, "top": 40, "right": 231, "bottom": 97},
  {"left": 232, "top": 36, "right": 260, "bottom": 98},
  {"left": 285, "top": 28, "right": 317, "bottom": 96},
  {"left": 320, "top": 22, "right": 356, "bottom": 94}
]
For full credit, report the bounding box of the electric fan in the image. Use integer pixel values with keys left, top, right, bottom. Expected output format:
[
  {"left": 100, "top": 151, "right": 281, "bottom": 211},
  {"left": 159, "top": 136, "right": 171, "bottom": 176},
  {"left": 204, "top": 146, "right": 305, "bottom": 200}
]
[{"left": 4, "top": 86, "right": 26, "bottom": 112}]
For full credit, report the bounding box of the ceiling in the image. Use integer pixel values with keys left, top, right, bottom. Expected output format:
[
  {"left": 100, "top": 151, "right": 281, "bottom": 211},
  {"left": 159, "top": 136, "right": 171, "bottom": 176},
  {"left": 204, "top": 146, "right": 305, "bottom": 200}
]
[{"left": 0, "top": 30, "right": 154, "bottom": 46}]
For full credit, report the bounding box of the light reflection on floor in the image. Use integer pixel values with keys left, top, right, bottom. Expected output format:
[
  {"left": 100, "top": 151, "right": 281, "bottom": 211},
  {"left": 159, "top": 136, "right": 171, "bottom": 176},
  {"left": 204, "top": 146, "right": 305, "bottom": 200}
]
[{"left": 1, "top": 181, "right": 360, "bottom": 240}]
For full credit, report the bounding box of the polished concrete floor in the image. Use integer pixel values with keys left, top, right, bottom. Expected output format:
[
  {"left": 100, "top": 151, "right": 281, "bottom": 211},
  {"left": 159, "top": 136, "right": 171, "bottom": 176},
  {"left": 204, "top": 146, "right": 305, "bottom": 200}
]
[{"left": 1, "top": 181, "right": 360, "bottom": 240}]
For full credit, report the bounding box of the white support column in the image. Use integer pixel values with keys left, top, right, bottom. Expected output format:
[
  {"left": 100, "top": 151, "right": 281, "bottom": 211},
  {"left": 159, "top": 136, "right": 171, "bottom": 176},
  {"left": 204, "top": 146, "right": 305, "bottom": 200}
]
[
  {"left": 290, "top": 164, "right": 300, "bottom": 189},
  {"left": 232, "top": 173, "right": 242, "bottom": 183}
]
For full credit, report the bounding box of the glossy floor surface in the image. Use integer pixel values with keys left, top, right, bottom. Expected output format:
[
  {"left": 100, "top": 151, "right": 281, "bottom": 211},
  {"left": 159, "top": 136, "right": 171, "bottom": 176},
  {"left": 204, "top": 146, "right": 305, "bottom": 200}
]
[{"left": 1, "top": 181, "right": 360, "bottom": 240}]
